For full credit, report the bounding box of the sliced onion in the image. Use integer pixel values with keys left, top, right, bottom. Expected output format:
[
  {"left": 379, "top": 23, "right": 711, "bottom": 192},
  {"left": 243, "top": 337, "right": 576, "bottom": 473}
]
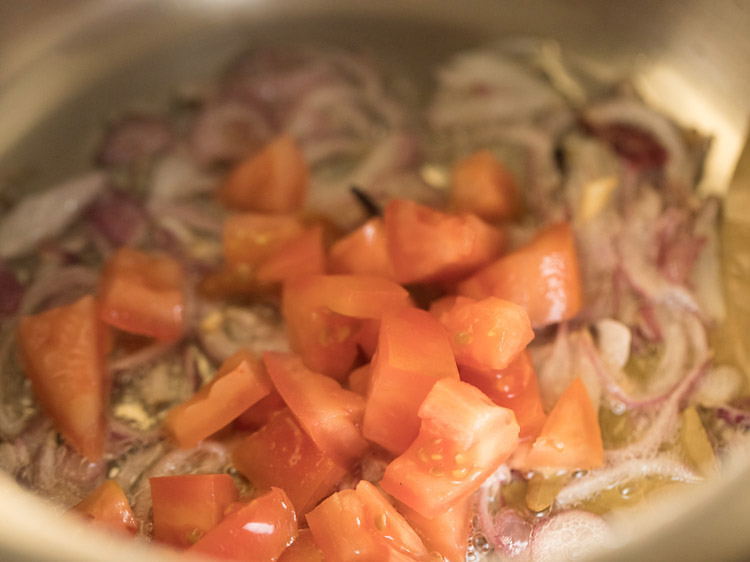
[
  {"left": 0, "top": 260, "right": 23, "bottom": 320},
  {"left": 18, "top": 264, "right": 99, "bottom": 316},
  {"left": 692, "top": 365, "right": 743, "bottom": 408},
  {"left": 530, "top": 510, "right": 614, "bottom": 562},
  {"left": 537, "top": 323, "right": 575, "bottom": 410},
  {"left": 86, "top": 188, "right": 149, "bottom": 247},
  {"left": 109, "top": 341, "right": 177, "bottom": 373},
  {"left": 149, "top": 152, "right": 218, "bottom": 203},
  {"left": 96, "top": 114, "right": 173, "bottom": 166},
  {"left": 0, "top": 172, "right": 106, "bottom": 259},
  {"left": 690, "top": 197, "right": 725, "bottom": 322},
  {"left": 594, "top": 318, "right": 631, "bottom": 369}
]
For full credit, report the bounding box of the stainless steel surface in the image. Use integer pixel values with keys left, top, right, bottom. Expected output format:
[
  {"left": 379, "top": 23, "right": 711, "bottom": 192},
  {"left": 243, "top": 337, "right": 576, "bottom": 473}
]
[{"left": 1, "top": 1, "right": 749, "bottom": 561}]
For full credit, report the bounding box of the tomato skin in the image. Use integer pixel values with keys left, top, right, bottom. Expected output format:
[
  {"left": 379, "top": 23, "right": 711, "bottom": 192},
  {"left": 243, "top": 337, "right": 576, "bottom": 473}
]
[
  {"left": 458, "top": 222, "right": 582, "bottom": 328},
  {"left": 385, "top": 199, "right": 506, "bottom": 284},
  {"left": 524, "top": 377, "right": 603, "bottom": 470},
  {"left": 233, "top": 409, "right": 347, "bottom": 515},
  {"left": 278, "top": 529, "right": 326, "bottom": 562},
  {"left": 363, "top": 307, "right": 460, "bottom": 455},
  {"left": 235, "top": 387, "right": 286, "bottom": 431},
  {"left": 328, "top": 218, "right": 397, "bottom": 280},
  {"left": 380, "top": 378, "right": 519, "bottom": 519},
  {"left": 282, "top": 276, "right": 361, "bottom": 380},
  {"left": 449, "top": 149, "right": 520, "bottom": 221},
  {"left": 190, "top": 487, "right": 298, "bottom": 562},
  {"left": 347, "top": 363, "right": 371, "bottom": 397},
  {"left": 71, "top": 480, "right": 138, "bottom": 536},
  {"left": 164, "top": 349, "right": 272, "bottom": 448},
  {"left": 263, "top": 352, "right": 368, "bottom": 468},
  {"left": 312, "top": 275, "right": 412, "bottom": 320},
  {"left": 18, "top": 295, "right": 108, "bottom": 460},
  {"left": 223, "top": 213, "right": 305, "bottom": 268},
  {"left": 218, "top": 134, "right": 309, "bottom": 213},
  {"left": 459, "top": 349, "right": 546, "bottom": 441},
  {"left": 150, "top": 474, "right": 239, "bottom": 548},
  {"left": 434, "top": 295, "right": 533, "bottom": 371},
  {"left": 395, "top": 494, "right": 473, "bottom": 562},
  {"left": 306, "top": 481, "right": 428, "bottom": 562},
  {"left": 99, "top": 247, "right": 184, "bottom": 341},
  {"left": 256, "top": 226, "right": 326, "bottom": 283}
]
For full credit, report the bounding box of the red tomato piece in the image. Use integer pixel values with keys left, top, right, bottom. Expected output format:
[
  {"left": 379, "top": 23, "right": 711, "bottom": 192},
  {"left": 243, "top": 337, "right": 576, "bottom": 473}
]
[
  {"left": 380, "top": 378, "right": 519, "bottom": 518},
  {"left": 256, "top": 226, "right": 326, "bottom": 283},
  {"left": 223, "top": 213, "right": 305, "bottom": 268},
  {"left": 460, "top": 349, "right": 546, "bottom": 441},
  {"left": 524, "top": 377, "right": 603, "bottom": 470},
  {"left": 218, "top": 134, "right": 309, "bottom": 213},
  {"left": 190, "top": 487, "right": 298, "bottom": 562},
  {"left": 458, "top": 222, "right": 582, "bottom": 328},
  {"left": 263, "top": 352, "right": 368, "bottom": 468},
  {"left": 164, "top": 348, "right": 272, "bottom": 448},
  {"left": 198, "top": 264, "right": 275, "bottom": 300},
  {"left": 18, "top": 295, "right": 108, "bottom": 460},
  {"left": 395, "top": 494, "right": 473, "bottom": 562},
  {"left": 328, "top": 218, "right": 397, "bottom": 280},
  {"left": 313, "top": 275, "right": 412, "bottom": 319},
  {"left": 355, "top": 318, "right": 380, "bottom": 359},
  {"left": 278, "top": 529, "right": 326, "bottom": 562},
  {"left": 150, "top": 474, "right": 239, "bottom": 548},
  {"left": 347, "top": 363, "right": 371, "bottom": 397},
  {"left": 435, "top": 295, "right": 533, "bottom": 371},
  {"left": 363, "top": 307, "right": 459, "bottom": 455},
  {"left": 235, "top": 387, "right": 286, "bottom": 431},
  {"left": 306, "top": 481, "right": 428, "bottom": 562},
  {"left": 384, "top": 199, "right": 505, "bottom": 284},
  {"left": 450, "top": 149, "right": 520, "bottom": 221},
  {"left": 282, "top": 276, "right": 361, "bottom": 380},
  {"left": 99, "top": 247, "right": 184, "bottom": 341},
  {"left": 71, "top": 480, "right": 138, "bottom": 536},
  {"left": 233, "top": 409, "right": 347, "bottom": 515}
]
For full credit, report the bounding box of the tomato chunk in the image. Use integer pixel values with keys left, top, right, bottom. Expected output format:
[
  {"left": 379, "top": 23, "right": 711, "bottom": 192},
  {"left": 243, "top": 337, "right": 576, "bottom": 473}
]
[
  {"left": 99, "top": 247, "right": 184, "bottom": 341},
  {"left": 458, "top": 222, "right": 582, "bottom": 327},
  {"left": 256, "top": 226, "right": 326, "bottom": 283},
  {"left": 164, "top": 348, "right": 272, "bottom": 448},
  {"left": 190, "top": 487, "right": 298, "bottom": 562},
  {"left": 278, "top": 529, "right": 326, "bottom": 562},
  {"left": 524, "top": 377, "right": 603, "bottom": 470},
  {"left": 233, "top": 409, "right": 347, "bottom": 515},
  {"left": 218, "top": 134, "right": 309, "bottom": 213},
  {"left": 282, "top": 275, "right": 361, "bottom": 380},
  {"left": 363, "top": 307, "right": 460, "bottom": 455},
  {"left": 460, "top": 350, "right": 546, "bottom": 441},
  {"left": 223, "top": 213, "right": 305, "bottom": 268},
  {"left": 385, "top": 199, "right": 505, "bottom": 284},
  {"left": 380, "top": 378, "right": 519, "bottom": 518},
  {"left": 312, "top": 274, "right": 412, "bottom": 319},
  {"left": 18, "top": 295, "right": 108, "bottom": 460},
  {"left": 434, "top": 295, "right": 533, "bottom": 371},
  {"left": 328, "top": 218, "right": 397, "bottom": 280},
  {"left": 71, "top": 480, "right": 138, "bottom": 536},
  {"left": 395, "top": 494, "right": 473, "bottom": 562},
  {"left": 235, "top": 387, "right": 286, "bottom": 431},
  {"left": 264, "top": 352, "right": 368, "bottom": 468},
  {"left": 150, "top": 474, "right": 239, "bottom": 548},
  {"left": 306, "top": 481, "right": 428, "bottom": 562},
  {"left": 450, "top": 149, "right": 520, "bottom": 221}
]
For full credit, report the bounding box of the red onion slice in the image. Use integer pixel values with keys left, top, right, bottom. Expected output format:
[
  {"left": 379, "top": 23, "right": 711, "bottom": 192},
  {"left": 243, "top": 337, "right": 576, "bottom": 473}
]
[
  {"left": 96, "top": 114, "right": 173, "bottom": 166},
  {"left": 0, "top": 260, "right": 23, "bottom": 320},
  {"left": 530, "top": 510, "right": 614, "bottom": 562},
  {"left": 86, "top": 188, "right": 149, "bottom": 247}
]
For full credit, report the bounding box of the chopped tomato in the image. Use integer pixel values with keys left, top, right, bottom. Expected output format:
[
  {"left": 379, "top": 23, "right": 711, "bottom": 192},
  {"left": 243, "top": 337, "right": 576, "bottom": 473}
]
[
  {"left": 458, "top": 222, "right": 582, "bottom": 327},
  {"left": 449, "top": 149, "right": 520, "bottom": 221},
  {"left": 363, "top": 307, "right": 460, "bottom": 455},
  {"left": 218, "top": 134, "right": 309, "bottom": 213},
  {"left": 98, "top": 247, "right": 184, "bottom": 340},
  {"left": 306, "top": 481, "right": 428, "bottom": 562},
  {"left": 434, "top": 295, "right": 533, "bottom": 371},
  {"left": 223, "top": 213, "right": 305, "bottom": 268},
  {"left": 380, "top": 378, "right": 519, "bottom": 518},
  {"left": 524, "top": 377, "right": 603, "bottom": 470},
  {"left": 190, "top": 487, "right": 298, "bottom": 562},
  {"left": 460, "top": 350, "right": 546, "bottom": 441},
  {"left": 328, "top": 218, "right": 397, "bottom": 280},
  {"left": 384, "top": 199, "right": 505, "bottom": 284},
  {"left": 199, "top": 264, "right": 276, "bottom": 300},
  {"left": 150, "top": 474, "right": 239, "bottom": 548},
  {"left": 355, "top": 318, "right": 380, "bottom": 359},
  {"left": 235, "top": 387, "right": 286, "bottom": 431},
  {"left": 347, "top": 363, "right": 371, "bottom": 397},
  {"left": 18, "top": 295, "right": 108, "bottom": 460},
  {"left": 278, "top": 529, "right": 326, "bottom": 562},
  {"left": 282, "top": 275, "right": 361, "bottom": 380},
  {"left": 395, "top": 494, "right": 473, "bottom": 562},
  {"left": 264, "top": 352, "right": 368, "bottom": 468},
  {"left": 311, "top": 275, "right": 412, "bottom": 320},
  {"left": 71, "top": 480, "right": 138, "bottom": 536},
  {"left": 164, "top": 348, "right": 272, "bottom": 448},
  {"left": 256, "top": 226, "right": 326, "bottom": 283},
  {"left": 233, "top": 409, "right": 347, "bottom": 515}
]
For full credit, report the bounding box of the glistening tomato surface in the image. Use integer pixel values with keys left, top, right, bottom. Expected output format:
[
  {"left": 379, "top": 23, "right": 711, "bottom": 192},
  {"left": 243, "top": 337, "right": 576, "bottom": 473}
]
[{"left": 71, "top": 480, "right": 138, "bottom": 536}]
